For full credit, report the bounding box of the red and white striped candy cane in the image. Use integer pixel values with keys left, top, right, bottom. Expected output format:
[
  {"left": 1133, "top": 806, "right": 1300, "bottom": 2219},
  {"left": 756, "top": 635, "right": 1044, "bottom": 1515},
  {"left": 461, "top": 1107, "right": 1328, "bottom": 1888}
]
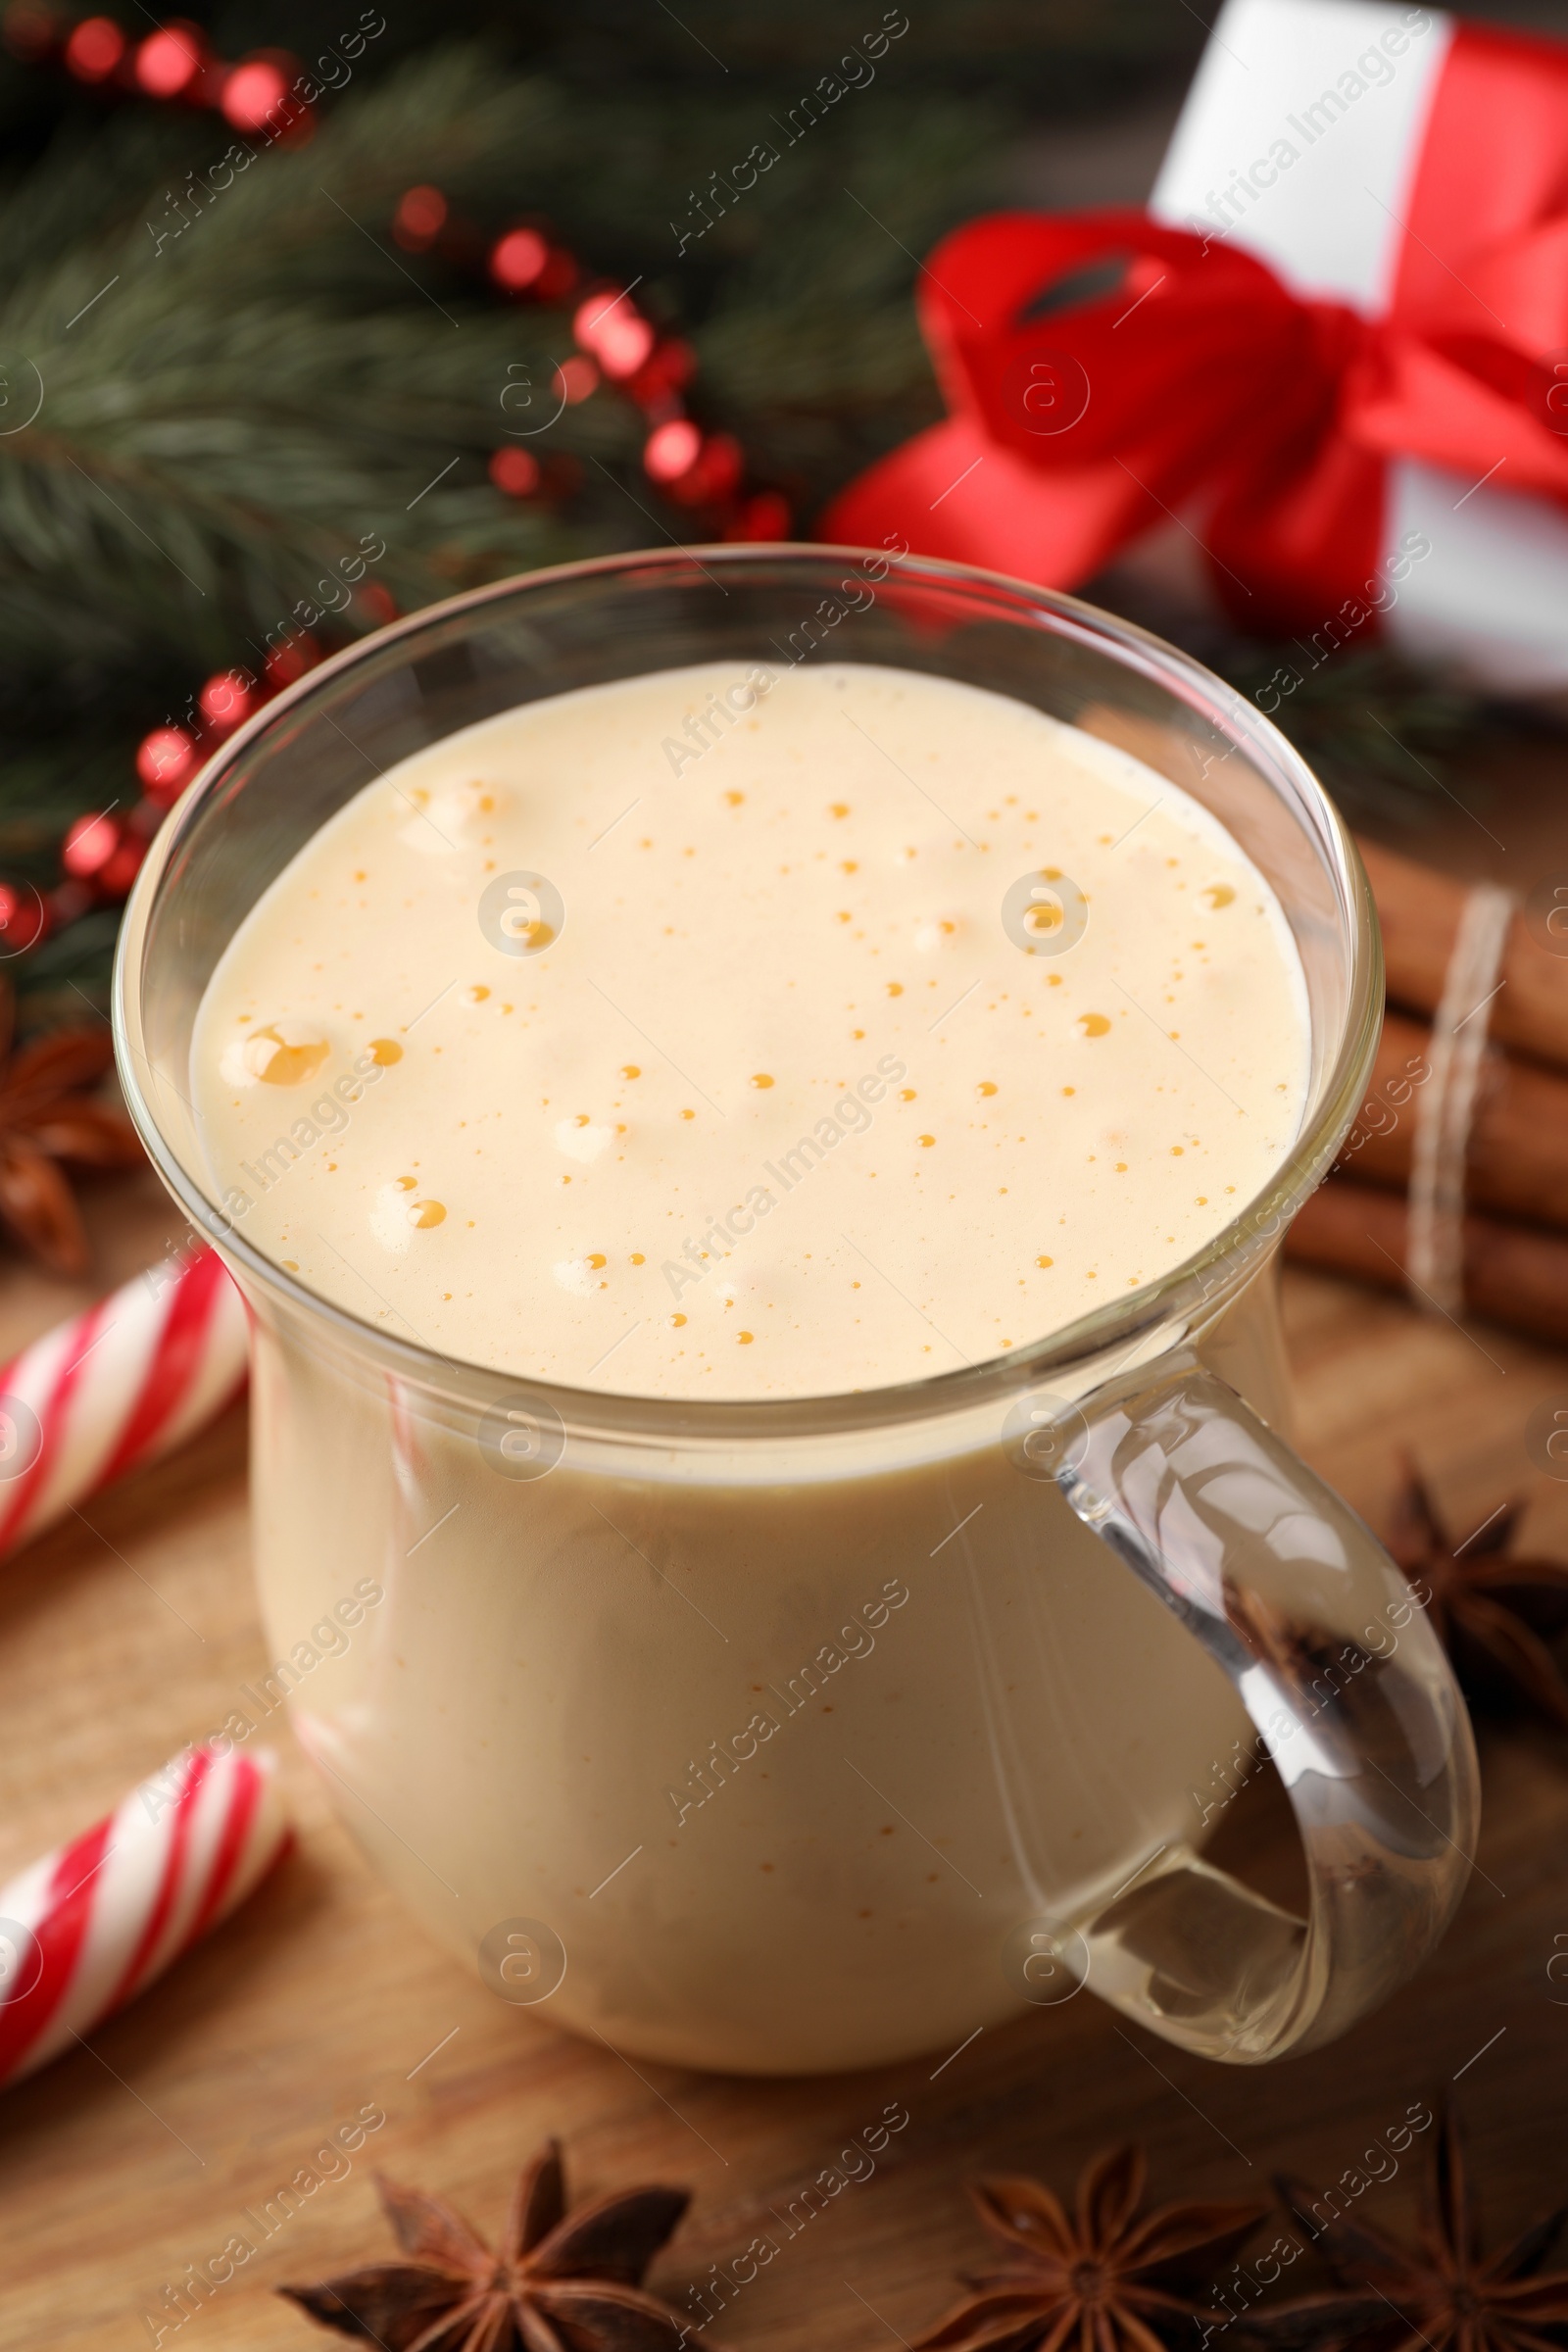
[
  {"left": 0, "top": 1243, "right": 249, "bottom": 1557},
  {"left": 0, "top": 1742, "right": 289, "bottom": 2088}
]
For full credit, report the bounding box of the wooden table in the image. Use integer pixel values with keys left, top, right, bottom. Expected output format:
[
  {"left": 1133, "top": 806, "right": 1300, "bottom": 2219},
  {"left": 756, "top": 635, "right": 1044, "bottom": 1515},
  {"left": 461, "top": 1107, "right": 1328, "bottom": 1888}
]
[{"left": 3, "top": 1166, "right": 1567, "bottom": 2351}]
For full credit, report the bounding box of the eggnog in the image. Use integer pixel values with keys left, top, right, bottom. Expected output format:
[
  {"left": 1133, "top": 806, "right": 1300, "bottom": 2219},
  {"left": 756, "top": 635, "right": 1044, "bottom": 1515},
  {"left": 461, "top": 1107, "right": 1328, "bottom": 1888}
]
[{"left": 191, "top": 661, "right": 1307, "bottom": 1392}]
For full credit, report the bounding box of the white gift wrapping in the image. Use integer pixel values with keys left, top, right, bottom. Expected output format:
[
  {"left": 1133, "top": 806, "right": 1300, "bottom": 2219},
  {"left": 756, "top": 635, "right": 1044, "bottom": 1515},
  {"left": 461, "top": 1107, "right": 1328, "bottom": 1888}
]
[{"left": 1141, "top": 0, "right": 1568, "bottom": 693}]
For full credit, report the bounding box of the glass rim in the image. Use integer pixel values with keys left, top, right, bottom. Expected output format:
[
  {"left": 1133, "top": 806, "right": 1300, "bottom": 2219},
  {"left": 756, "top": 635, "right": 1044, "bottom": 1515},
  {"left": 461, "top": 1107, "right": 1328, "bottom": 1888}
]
[{"left": 112, "top": 541, "right": 1383, "bottom": 1442}]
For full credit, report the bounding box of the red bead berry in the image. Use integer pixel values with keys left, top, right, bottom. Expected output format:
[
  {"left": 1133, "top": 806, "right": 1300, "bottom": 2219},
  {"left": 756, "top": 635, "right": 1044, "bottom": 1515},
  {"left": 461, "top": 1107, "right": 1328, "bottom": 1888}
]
[
  {"left": 220, "top": 56, "right": 293, "bottom": 132},
  {"left": 625, "top": 339, "right": 696, "bottom": 408},
  {"left": 489, "top": 227, "right": 549, "bottom": 293},
  {"left": 62, "top": 810, "right": 122, "bottom": 880},
  {"left": 355, "top": 581, "right": 398, "bottom": 627},
  {"left": 557, "top": 354, "right": 598, "bottom": 405},
  {"left": 0, "top": 885, "right": 49, "bottom": 954},
  {"left": 726, "top": 489, "right": 793, "bottom": 541},
  {"left": 644, "top": 418, "right": 702, "bottom": 485},
  {"left": 683, "top": 431, "right": 743, "bottom": 504},
  {"left": 574, "top": 296, "right": 655, "bottom": 382},
  {"left": 534, "top": 247, "right": 578, "bottom": 302},
  {"left": 600, "top": 316, "right": 656, "bottom": 380},
  {"left": 64, "top": 14, "right": 124, "bottom": 79},
  {"left": 199, "top": 670, "right": 253, "bottom": 734},
  {"left": 392, "top": 184, "right": 448, "bottom": 253},
  {"left": 134, "top": 22, "right": 203, "bottom": 97},
  {"left": 47, "top": 880, "right": 91, "bottom": 929},
  {"left": 98, "top": 838, "right": 146, "bottom": 898},
  {"left": 265, "top": 636, "right": 321, "bottom": 690},
  {"left": 136, "top": 726, "right": 197, "bottom": 804},
  {"left": 489, "top": 447, "right": 540, "bottom": 498},
  {"left": 652, "top": 429, "right": 743, "bottom": 508},
  {"left": 571, "top": 294, "right": 607, "bottom": 349}
]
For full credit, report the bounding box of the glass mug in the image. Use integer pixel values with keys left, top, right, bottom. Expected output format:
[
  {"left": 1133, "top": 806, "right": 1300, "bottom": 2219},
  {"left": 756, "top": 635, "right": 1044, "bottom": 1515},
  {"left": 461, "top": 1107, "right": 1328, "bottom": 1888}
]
[{"left": 114, "top": 547, "right": 1478, "bottom": 2076}]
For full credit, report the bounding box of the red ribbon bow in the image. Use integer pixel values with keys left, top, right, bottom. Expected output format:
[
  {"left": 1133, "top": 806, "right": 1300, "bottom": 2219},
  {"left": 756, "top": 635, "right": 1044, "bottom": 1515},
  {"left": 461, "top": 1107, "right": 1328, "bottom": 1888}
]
[{"left": 825, "top": 24, "right": 1568, "bottom": 633}]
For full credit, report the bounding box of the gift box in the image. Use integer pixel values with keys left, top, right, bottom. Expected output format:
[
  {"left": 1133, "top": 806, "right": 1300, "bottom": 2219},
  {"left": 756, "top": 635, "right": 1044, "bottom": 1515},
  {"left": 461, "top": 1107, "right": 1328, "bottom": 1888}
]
[{"left": 824, "top": 0, "right": 1568, "bottom": 693}]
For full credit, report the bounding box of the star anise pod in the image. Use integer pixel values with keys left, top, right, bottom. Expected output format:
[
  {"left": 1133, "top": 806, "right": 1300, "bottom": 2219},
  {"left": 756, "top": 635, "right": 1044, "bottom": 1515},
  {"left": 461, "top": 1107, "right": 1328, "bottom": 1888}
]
[
  {"left": 914, "top": 2142, "right": 1267, "bottom": 2352},
  {"left": 279, "top": 2138, "right": 695, "bottom": 2351},
  {"left": 1387, "top": 1460, "right": 1568, "bottom": 1730},
  {"left": 0, "top": 980, "right": 142, "bottom": 1275},
  {"left": 1237, "top": 2097, "right": 1568, "bottom": 2352}
]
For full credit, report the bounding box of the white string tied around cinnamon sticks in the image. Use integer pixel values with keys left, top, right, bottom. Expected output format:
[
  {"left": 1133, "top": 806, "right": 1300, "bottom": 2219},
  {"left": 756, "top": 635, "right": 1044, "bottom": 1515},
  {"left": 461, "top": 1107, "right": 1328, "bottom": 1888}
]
[{"left": 1405, "top": 879, "right": 1517, "bottom": 1318}]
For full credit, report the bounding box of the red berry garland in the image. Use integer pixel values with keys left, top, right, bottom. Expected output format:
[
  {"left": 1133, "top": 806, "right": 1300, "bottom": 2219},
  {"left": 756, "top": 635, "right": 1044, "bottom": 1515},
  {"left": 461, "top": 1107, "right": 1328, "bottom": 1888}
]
[
  {"left": 0, "top": 12, "right": 791, "bottom": 970},
  {"left": 8, "top": 5, "right": 315, "bottom": 139},
  {"left": 0, "top": 631, "right": 349, "bottom": 956},
  {"left": 471, "top": 191, "right": 789, "bottom": 537}
]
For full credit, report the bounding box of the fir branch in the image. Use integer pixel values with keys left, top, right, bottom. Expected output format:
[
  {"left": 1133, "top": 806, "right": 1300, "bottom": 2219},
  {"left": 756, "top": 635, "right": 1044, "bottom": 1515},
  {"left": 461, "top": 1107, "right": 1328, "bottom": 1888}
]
[
  {"left": 692, "top": 95, "right": 1009, "bottom": 496},
  {"left": 1213, "top": 642, "right": 1490, "bottom": 827},
  {"left": 0, "top": 52, "right": 657, "bottom": 678},
  {"left": 0, "top": 44, "right": 1017, "bottom": 692}
]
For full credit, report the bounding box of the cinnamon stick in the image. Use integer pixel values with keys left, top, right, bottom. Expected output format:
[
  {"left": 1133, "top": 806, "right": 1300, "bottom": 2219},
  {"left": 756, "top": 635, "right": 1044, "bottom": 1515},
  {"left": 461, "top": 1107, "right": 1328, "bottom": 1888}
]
[
  {"left": 1341, "top": 1009, "right": 1568, "bottom": 1229},
  {"left": 1357, "top": 837, "right": 1568, "bottom": 1073},
  {"left": 1287, "top": 1177, "right": 1568, "bottom": 1346}
]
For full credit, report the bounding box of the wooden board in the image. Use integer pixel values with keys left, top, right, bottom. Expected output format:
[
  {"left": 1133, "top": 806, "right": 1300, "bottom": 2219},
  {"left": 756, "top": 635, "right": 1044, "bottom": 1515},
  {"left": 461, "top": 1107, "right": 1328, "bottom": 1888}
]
[{"left": 2, "top": 1160, "right": 1568, "bottom": 2352}]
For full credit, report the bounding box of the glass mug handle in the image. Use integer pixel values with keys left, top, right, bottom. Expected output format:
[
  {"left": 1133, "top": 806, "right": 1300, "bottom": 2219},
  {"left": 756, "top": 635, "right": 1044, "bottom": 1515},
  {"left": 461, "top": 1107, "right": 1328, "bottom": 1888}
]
[{"left": 1044, "top": 1348, "right": 1479, "bottom": 2062}]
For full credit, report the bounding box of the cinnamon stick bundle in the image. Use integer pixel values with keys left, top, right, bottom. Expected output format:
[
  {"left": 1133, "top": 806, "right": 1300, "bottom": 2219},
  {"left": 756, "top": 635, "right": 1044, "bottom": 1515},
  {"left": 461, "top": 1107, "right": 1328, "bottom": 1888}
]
[
  {"left": 1341, "top": 1009, "right": 1568, "bottom": 1229},
  {"left": 1283, "top": 844, "right": 1568, "bottom": 1346},
  {"left": 1357, "top": 838, "right": 1568, "bottom": 1074},
  {"left": 1289, "top": 1179, "right": 1568, "bottom": 1348}
]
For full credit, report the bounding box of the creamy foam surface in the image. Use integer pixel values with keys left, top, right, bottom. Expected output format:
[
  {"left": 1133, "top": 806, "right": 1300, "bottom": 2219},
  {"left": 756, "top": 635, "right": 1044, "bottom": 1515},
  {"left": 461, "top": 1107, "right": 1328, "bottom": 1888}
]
[{"left": 190, "top": 661, "right": 1309, "bottom": 1398}]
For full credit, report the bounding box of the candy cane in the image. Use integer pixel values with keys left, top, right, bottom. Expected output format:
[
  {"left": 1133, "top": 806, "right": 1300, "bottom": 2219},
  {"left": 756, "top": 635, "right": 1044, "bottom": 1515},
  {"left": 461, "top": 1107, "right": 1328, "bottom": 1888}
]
[
  {"left": 0, "top": 1243, "right": 249, "bottom": 1557},
  {"left": 0, "top": 1743, "right": 289, "bottom": 2088}
]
